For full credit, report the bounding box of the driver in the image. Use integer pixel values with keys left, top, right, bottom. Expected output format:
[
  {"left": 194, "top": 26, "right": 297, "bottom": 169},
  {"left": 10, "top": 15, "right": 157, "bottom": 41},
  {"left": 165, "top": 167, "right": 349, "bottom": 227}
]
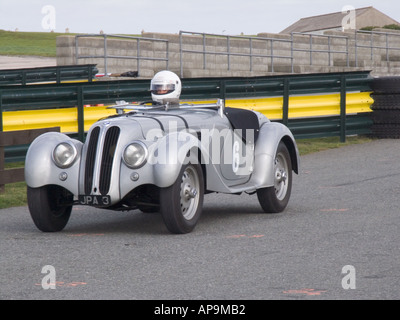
[{"left": 150, "top": 70, "right": 182, "bottom": 105}]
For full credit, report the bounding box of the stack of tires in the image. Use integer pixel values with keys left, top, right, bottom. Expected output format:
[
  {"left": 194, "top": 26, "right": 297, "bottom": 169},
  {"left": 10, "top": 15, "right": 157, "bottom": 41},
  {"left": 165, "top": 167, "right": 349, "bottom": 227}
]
[{"left": 371, "top": 77, "right": 400, "bottom": 138}]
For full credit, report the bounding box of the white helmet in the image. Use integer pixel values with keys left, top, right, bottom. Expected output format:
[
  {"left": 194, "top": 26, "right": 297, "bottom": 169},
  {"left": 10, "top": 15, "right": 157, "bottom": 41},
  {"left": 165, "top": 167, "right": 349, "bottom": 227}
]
[{"left": 150, "top": 70, "right": 182, "bottom": 105}]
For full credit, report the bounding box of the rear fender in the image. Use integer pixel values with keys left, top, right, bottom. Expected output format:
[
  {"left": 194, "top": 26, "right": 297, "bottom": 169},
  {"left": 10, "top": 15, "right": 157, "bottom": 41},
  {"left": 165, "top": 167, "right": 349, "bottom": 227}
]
[{"left": 251, "top": 122, "right": 299, "bottom": 188}]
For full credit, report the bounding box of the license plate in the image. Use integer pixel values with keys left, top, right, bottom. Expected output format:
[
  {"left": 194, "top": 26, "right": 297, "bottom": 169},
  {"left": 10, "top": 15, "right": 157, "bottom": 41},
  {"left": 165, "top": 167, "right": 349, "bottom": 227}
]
[{"left": 79, "top": 195, "right": 111, "bottom": 206}]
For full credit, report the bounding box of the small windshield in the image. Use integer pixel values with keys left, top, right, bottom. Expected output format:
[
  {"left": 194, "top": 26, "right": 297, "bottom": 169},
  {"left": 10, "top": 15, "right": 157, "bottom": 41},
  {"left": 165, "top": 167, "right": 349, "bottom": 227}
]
[{"left": 151, "top": 83, "right": 175, "bottom": 95}]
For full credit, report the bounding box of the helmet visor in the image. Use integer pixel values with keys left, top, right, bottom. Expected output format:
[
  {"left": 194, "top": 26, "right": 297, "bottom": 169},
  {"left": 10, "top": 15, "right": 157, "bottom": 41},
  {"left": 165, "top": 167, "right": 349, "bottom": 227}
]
[{"left": 151, "top": 83, "right": 175, "bottom": 95}]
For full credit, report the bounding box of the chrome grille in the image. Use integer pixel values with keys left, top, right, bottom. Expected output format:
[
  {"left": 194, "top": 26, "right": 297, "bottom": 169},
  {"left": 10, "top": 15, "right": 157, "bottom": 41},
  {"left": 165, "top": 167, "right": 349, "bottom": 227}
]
[
  {"left": 84, "top": 126, "right": 120, "bottom": 195},
  {"left": 84, "top": 126, "right": 100, "bottom": 194},
  {"left": 99, "top": 126, "right": 120, "bottom": 195}
]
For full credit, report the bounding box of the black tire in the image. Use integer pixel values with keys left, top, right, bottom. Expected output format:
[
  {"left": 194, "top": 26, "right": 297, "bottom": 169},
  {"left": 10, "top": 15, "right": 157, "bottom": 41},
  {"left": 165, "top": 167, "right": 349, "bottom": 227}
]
[
  {"left": 372, "top": 77, "right": 400, "bottom": 94},
  {"left": 371, "top": 94, "right": 400, "bottom": 110},
  {"left": 371, "top": 110, "right": 400, "bottom": 124},
  {"left": 371, "top": 124, "right": 400, "bottom": 139},
  {"left": 257, "top": 142, "right": 292, "bottom": 213},
  {"left": 160, "top": 163, "right": 204, "bottom": 234},
  {"left": 27, "top": 185, "right": 73, "bottom": 232}
]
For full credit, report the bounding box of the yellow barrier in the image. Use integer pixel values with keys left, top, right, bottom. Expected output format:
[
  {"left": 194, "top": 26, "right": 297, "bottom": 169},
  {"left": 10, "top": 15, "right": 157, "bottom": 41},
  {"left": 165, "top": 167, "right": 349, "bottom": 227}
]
[
  {"left": 225, "top": 92, "right": 373, "bottom": 120},
  {"left": 3, "top": 106, "right": 116, "bottom": 133},
  {"left": 2, "top": 92, "right": 373, "bottom": 133}
]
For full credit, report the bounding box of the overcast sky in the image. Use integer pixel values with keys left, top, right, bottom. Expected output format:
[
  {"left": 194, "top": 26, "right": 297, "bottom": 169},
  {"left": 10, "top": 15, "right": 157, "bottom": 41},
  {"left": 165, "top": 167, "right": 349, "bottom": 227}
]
[{"left": 1, "top": 0, "right": 400, "bottom": 35}]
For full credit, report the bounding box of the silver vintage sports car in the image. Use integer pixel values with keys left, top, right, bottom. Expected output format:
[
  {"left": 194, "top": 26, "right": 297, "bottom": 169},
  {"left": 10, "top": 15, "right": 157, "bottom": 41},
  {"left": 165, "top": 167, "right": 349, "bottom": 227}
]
[{"left": 25, "top": 71, "right": 300, "bottom": 234}]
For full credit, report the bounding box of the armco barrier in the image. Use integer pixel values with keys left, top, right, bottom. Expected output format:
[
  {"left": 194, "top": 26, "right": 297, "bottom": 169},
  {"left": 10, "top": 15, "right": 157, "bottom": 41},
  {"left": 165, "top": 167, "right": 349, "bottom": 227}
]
[
  {"left": 0, "top": 71, "right": 373, "bottom": 162},
  {"left": 0, "top": 64, "right": 98, "bottom": 86},
  {"left": 2, "top": 92, "right": 373, "bottom": 133}
]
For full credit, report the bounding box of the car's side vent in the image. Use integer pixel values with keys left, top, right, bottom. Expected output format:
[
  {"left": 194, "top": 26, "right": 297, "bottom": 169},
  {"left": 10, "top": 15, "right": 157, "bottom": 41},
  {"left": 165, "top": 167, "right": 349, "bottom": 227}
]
[
  {"left": 99, "top": 126, "right": 120, "bottom": 195},
  {"left": 84, "top": 126, "right": 100, "bottom": 194}
]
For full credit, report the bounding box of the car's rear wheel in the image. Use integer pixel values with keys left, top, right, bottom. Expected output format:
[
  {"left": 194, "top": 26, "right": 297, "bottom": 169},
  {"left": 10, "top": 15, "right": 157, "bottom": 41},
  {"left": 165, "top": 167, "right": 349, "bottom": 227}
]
[
  {"left": 27, "top": 185, "right": 73, "bottom": 232},
  {"left": 160, "top": 163, "right": 204, "bottom": 234},
  {"left": 257, "top": 142, "right": 292, "bottom": 213}
]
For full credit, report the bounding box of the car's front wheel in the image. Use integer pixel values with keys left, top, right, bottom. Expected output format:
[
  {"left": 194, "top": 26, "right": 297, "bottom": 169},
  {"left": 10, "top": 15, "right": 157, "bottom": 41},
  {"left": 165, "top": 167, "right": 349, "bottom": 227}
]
[
  {"left": 27, "top": 185, "right": 73, "bottom": 232},
  {"left": 160, "top": 163, "right": 204, "bottom": 234},
  {"left": 257, "top": 141, "right": 292, "bottom": 213}
]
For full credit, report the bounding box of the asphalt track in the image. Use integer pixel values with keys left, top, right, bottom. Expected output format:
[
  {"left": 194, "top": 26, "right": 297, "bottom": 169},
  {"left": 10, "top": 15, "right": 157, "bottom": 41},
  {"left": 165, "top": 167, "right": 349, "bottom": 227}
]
[
  {"left": 0, "top": 139, "right": 399, "bottom": 301},
  {"left": 0, "top": 55, "right": 56, "bottom": 69}
]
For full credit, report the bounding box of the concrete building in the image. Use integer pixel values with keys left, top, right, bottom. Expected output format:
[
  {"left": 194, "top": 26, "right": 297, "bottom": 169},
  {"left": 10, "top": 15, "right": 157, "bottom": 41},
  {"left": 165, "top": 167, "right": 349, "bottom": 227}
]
[{"left": 280, "top": 6, "right": 400, "bottom": 34}]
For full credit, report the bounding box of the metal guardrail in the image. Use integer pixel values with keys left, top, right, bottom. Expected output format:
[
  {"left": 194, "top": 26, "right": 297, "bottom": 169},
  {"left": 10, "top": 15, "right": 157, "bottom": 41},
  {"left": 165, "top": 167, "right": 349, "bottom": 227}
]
[
  {"left": 178, "top": 30, "right": 400, "bottom": 75},
  {"left": 291, "top": 32, "right": 350, "bottom": 68},
  {"left": 354, "top": 30, "right": 400, "bottom": 67},
  {"left": 286, "top": 114, "right": 373, "bottom": 139},
  {"left": 179, "top": 31, "right": 293, "bottom": 76},
  {"left": 179, "top": 31, "right": 353, "bottom": 76},
  {"left": 0, "top": 64, "right": 98, "bottom": 86},
  {"left": 2, "top": 91, "right": 373, "bottom": 132},
  {"left": 75, "top": 34, "right": 169, "bottom": 76}
]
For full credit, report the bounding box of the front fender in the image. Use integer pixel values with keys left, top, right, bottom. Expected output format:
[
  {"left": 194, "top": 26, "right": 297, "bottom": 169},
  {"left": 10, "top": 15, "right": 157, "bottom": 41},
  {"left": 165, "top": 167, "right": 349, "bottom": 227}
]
[
  {"left": 119, "top": 131, "right": 206, "bottom": 199},
  {"left": 251, "top": 122, "right": 299, "bottom": 188},
  {"left": 24, "top": 132, "right": 82, "bottom": 195},
  {"left": 150, "top": 131, "right": 204, "bottom": 187}
]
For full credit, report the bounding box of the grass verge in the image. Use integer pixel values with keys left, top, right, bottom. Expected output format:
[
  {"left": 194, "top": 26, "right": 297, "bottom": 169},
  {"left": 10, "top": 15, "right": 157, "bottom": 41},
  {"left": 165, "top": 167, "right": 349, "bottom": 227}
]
[
  {"left": 0, "top": 136, "right": 373, "bottom": 210},
  {"left": 0, "top": 182, "right": 27, "bottom": 209},
  {"left": 296, "top": 135, "right": 373, "bottom": 155},
  {"left": 0, "top": 162, "right": 26, "bottom": 209},
  {"left": 0, "top": 30, "right": 142, "bottom": 57},
  {"left": 0, "top": 30, "right": 64, "bottom": 57}
]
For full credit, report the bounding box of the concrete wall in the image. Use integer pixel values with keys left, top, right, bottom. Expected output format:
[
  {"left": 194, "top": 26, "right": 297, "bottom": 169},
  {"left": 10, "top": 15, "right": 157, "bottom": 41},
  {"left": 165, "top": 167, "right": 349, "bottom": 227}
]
[
  {"left": 56, "top": 35, "right": 168, "bottom": 78},
  {"left": 57, "top": 29, "right": 400, "bottom": 78}
]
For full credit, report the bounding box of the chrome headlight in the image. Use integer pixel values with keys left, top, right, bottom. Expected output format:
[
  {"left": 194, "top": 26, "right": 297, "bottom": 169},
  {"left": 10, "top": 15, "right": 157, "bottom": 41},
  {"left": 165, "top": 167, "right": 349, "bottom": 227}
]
[
  {"left": 123, "top": 142, "right": 148, "bottom": 169},
  {"left": 53, "top": 142, "right": 78, "bottom": 169}
]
